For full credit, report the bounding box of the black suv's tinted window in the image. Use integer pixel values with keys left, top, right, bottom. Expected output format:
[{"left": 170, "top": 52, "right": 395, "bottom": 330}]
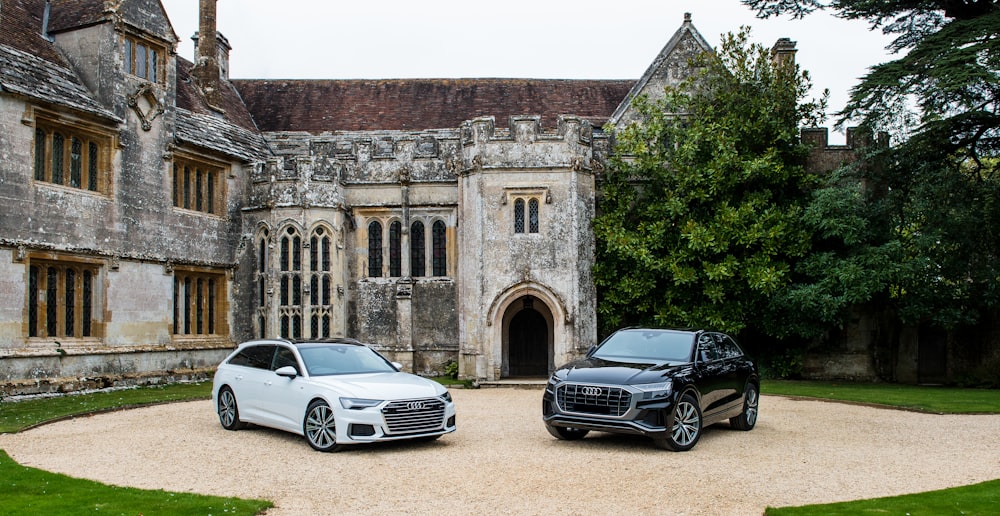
[
  {"left": 698, "top": 334, "right": 722, "bottom": 362},
  {"left": 228, "top": 344, "right": 276, "bottom": 369},
  {"left": 715, "top": 334, "right": 744, "bottom": 359}
]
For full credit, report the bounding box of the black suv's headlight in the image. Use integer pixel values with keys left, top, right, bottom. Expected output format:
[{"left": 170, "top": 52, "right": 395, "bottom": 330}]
[{"left": 634, "top": 381, "right": 673, "bottom": 400}]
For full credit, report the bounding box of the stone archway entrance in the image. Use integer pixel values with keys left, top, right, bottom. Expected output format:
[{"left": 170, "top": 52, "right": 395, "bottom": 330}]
[{"left": 504, "top": 295, "right": 552, "bottom": 377}]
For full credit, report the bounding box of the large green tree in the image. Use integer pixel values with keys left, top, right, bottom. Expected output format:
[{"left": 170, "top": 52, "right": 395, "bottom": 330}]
[
  {"left": 594, "top": 29, "right": 826, "bottom": 336},
  {"left": 746, "top": 0, "right": 1000, "bottom": 332}
]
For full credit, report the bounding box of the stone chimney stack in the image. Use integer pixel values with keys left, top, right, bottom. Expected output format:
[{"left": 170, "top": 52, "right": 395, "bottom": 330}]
[
  {"left": 190, "top": 0, "right": 223, "bottom": 109},
  {"left": 771, "top": 37, "right": 797, "bottom": 66}
]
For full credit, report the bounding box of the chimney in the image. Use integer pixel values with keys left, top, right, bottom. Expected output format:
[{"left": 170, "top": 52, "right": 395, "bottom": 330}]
[
  {"left": 190, "top": 0, "right": 223, "bottom": 109},
  {"left": 771, "top": 38, "right": 797, "bottom": 66},
  {"left": 193, "top": 31, "right": 231, "bottom": 80}
]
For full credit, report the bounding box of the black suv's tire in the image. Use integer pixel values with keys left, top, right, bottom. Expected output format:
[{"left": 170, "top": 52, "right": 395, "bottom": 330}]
[
  {"left": 729, "top": 383, "right": 759, "bottom": 431},
  {"left": 546, "top": 424, "right": 590, "bottom": 440},
  {"left": 654, "top": 393, "right": 702, "bottom": 451}
]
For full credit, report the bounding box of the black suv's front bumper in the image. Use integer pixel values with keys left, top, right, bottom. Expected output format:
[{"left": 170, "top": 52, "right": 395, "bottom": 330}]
[{"left": 542, "top": 385, "right": 674, "bottom": 439}]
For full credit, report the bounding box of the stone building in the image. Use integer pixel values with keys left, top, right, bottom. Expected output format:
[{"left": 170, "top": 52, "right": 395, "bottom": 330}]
[{"left": 0, "top": 0, "right": 875, "bottom": 395}]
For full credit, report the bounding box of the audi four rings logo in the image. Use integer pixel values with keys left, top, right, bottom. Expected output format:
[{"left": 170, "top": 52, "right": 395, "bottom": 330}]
[
  {"left": 406, "top": 401, "right": 427, "bottom": 410},
  {"left": 580, "top": 386, "right": 603, "bottom": 396}
]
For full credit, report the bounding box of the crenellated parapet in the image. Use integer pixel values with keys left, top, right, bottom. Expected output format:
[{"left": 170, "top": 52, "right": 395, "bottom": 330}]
[
  {"left": 460, "top": 115, "right": 595, "bottom": 174},
  {"left": 802, "top": 127, "right": 888, "bottom": 174},
  {"left": 248, "top": 130, "right": 465, "bottom": 209}
]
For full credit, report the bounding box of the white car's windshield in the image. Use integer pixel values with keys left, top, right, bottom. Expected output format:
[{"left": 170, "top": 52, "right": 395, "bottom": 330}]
[
  {"left": 592, "top": 330, "right": 695, "bottom": 362},
  {"left": 298, "top": 344, "right": 397, "bottom": 376}
]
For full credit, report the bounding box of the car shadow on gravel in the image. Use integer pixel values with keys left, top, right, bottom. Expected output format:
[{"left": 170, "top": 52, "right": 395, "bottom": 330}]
[
  {"left": 542, "top": 423, "right": 742, "bottom": 452},
  {"left": 231, "top": 423, "right": 454, "bottom": 454}
]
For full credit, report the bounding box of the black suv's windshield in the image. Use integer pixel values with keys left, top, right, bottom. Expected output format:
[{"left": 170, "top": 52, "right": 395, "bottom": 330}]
[
  {"left": 297, "top": 344, "right": 397, "bottom": 376},
  {"left": 592, "top": 330, "right": 695, "bottom": 362}
]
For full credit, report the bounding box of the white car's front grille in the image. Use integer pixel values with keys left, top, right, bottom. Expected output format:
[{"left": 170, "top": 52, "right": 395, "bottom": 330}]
[{"left": 382, "top": 398, "right": 446, "bottom": 435}]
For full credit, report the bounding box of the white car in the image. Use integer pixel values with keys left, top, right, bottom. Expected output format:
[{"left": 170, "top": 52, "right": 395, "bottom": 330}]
[{"left": 212, "top": 338, "right": 456, "bottom": 451}]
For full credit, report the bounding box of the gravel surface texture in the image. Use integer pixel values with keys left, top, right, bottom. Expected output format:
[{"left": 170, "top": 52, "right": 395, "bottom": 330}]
[{"left": 2, "top": 388, "right": 1000, "bottom": 515}]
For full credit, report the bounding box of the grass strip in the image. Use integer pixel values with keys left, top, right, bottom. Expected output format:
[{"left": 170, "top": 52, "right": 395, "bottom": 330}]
[
  {"left": 765, "top": 478, "right": 1000, "bottom": 515},
  {"left": 762, "top": 379, "right": 1000, "bottom": 414},
  {"left": 0, "top": 382, "right": 213, "bottom": 434},
  {"left": 0, "top": 449, "right": 272, "bottom": 516}
]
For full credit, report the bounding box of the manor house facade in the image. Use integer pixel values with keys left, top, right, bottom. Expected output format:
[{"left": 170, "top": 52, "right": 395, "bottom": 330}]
[{"left": 0, "top": 0, "right": 863, "bottom": 395}]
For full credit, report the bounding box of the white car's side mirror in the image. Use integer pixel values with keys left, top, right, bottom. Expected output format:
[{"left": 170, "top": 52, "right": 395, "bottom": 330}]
[
  {"left": 275, "top": 365, "right": 299, "bottom": 378},
  {"left": 391, "top": 362, "right": 404, "bottom": 371}
]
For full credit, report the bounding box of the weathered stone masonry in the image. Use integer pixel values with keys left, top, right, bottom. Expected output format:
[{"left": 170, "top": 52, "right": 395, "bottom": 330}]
[{"left": 1, "top": 0, "right": 887, "bottom": 395}]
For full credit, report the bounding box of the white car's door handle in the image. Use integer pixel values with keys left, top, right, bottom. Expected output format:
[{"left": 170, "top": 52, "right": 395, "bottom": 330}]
[{"left": 234, "top": 375, "right": 243, "bottom": 381}]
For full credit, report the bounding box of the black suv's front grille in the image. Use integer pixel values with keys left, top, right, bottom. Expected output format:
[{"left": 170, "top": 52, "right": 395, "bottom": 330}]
[
  {"left": 382, "top": 398, "right": 446, "bottom": 435},
  {"left": 556, "top": 384, "right": 632, "bottom": 417}
]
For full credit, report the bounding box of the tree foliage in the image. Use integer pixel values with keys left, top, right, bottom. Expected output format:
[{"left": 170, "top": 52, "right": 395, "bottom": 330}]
[
  {"left": 594, "top": 29, "right": 827, "bottom": 336},
  {"left": 744, "top": 0, "right": 1000, "bottom": 332}
]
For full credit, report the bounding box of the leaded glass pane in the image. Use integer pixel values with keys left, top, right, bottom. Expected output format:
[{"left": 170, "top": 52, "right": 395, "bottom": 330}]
[
  {"left": 88, "top": 142, "right": 98, "bottom": 191},
  {"left": 514, "top": 199, "right": 525, "bottom": 233},
  {"left": 321, "top": 236, "right": 331, "bottom": 271},
  {"left": 389, "top": 221, "right": 401, "bottom": 277},
  {"left": 206, "top": 170, "right": 215, "bottom": 214},
  {"left": 292, "top": 236, "right": 301, "bottom": 271},
  {"left": 529, "top": 198, "right": 539, "bottom": 233},
  {"left": 65, "top": 268, "right": 75, "bottom": 335},
  {"left": 410, "top": 221, "right": 425, "bottom": 277},
  {"left": 368, "top": 221, "right": 383, "bottom": 277},
  {"left": 196, "top": 169, "right": 203, "bottom": 211},
  {"left": 52, "top": 133, "right": 64, "bottom": 184},
  {"left": 433, "top": 221, "right": 447, "bottom": 276},
  {"left": 29, "top": 266, "right": 39, "bottom": 337},
  {"left": 70, "top": 137, "right": 82, "bottom": 188},
  {"left": 34, "top": 129, "right": 46, "bottom": 181},
  {"left": 46, "top": 267, "right": 57, "bottom": 337}
]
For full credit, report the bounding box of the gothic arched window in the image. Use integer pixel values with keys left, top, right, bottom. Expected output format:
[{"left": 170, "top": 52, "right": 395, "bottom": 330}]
[
  {"left": 309, "top": 226, "right": 334, "bottom": 339},
  {"left": 432, "top": 220, "right": 447, "bottom": 276},
  {"left": 368, "top": 221, "right": 383, "bottom": 277},
  {"left": 514, "top": 199, "right": 525, "bottom": 233},
  {"left": 389, "top": 221, "right": 402, "bottom": 277},
  {"left": 528, "top": 198, "right": 539, "bottom": 233},
  {"left": 411, "top": 221, "right": 425, "bottom": 277},
  {"left": 279, "top": 226, "right": 302, "bottom": 339}
]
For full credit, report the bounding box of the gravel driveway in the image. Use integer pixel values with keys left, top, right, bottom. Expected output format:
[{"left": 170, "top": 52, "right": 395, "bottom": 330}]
[{"left": 2, "top": 387, "right": 999, "bottom": 515}]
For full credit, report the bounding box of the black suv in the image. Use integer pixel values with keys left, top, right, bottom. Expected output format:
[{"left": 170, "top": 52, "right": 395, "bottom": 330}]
[{"left": 542, "top": 328, "right": 759, "bottom": 451}]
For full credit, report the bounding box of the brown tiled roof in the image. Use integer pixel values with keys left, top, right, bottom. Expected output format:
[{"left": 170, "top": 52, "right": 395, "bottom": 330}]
[
  {"left": 0, "top": 0, "right": 118, "bottom": 120},
  {"left": 233, "top": 78, "right": 635, "bottom": 133},
  {"left": 48, "top": 0, "right": 176, "bottom": 43},
  {"left": 176, "top": 57, "right": 259, "bottom": 133},
  {"left": 46, "top": 0, "right": 107, "bottom": 33},
  {"left": 0, "top": 0, "right": 70, "bottom": 64},
  {"left": 174, "top": 57, "right": 268, "bottom": 160}
]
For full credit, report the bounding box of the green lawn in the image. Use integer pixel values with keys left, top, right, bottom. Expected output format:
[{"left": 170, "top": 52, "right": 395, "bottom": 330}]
[
  {"left": 0, "top": 449, "right": 271, "bottom": 516},
  {"left": 0, "top": 382, "right": 213, "bottom": 433},
  {"left": 762, "top": 379, "right": 1000, "bottom": 413},
  {"left": 765, "top": 478, "right": 1000, "bottom": 515}
]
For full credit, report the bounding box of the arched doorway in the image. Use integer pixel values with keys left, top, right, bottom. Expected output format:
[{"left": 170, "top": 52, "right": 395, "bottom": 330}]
[{"left": 505, "top": 295, "right": 551, "bottom": 377}]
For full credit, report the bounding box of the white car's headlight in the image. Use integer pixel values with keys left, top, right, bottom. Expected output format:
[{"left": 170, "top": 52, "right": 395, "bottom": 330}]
[
  {"left": 340, "top": 397, "right": 383, "bottom": 409},
  {"left": 634, "top": 381, "right": 673, "bottom": 400},
  {"left": 439, "top": 391, "right": 452, "bottom": 403}
]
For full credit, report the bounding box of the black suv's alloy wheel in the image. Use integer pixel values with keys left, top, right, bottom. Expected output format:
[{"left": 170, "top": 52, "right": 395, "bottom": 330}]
[{"left": 655, "top": 393, "right": 702, "bottom": 451}]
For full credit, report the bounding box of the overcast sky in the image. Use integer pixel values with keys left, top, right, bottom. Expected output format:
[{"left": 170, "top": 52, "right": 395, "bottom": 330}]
[{"left": 160, "top": 0, "right": 895, "bottom": 142}]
